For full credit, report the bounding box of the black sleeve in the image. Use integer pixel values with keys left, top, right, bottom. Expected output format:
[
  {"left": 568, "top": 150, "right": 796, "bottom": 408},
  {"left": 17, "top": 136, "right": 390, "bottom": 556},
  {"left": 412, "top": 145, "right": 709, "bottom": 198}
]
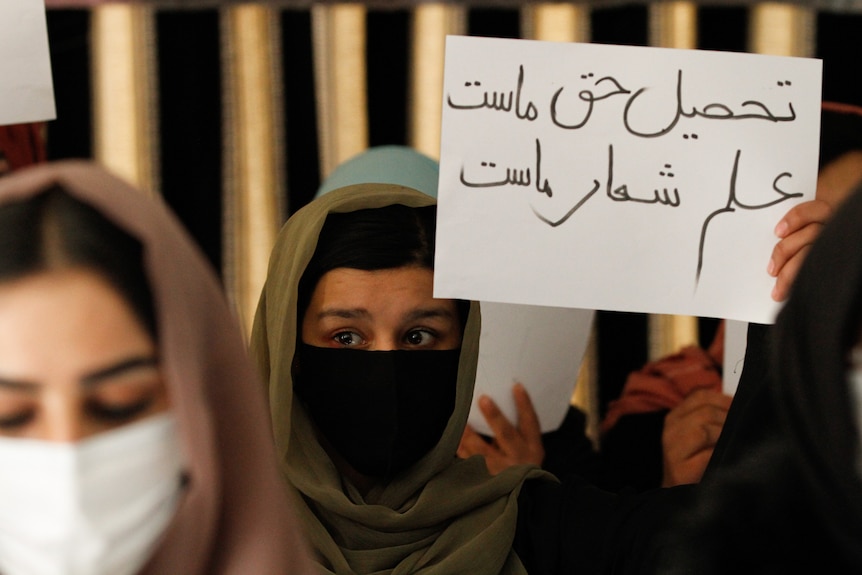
[
  {"left": 541, "top": 406, "right": 604, "bottom": 485},
  {"left": 515, "top": 475, "right": 695, "bottom": 575},
  {"left": 597, "top": 411, "right": 668, "bottom": 493},
  {"left": 703, "top": 322, "right": 777, "bottom": 477}
]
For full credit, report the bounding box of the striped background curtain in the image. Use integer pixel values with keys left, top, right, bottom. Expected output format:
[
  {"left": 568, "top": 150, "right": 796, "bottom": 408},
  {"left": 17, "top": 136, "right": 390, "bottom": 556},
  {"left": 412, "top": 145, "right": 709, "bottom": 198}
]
[{"left": 39, "top": 0, "right": 862, "bottom": 443}]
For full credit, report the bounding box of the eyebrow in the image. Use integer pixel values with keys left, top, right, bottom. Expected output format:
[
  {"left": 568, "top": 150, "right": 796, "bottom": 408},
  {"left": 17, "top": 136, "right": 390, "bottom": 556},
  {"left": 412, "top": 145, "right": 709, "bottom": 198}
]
[
  {"left": 403, "top": 307, "right": 459, "bottom": 323},
  {"left": 313, "top": 308, "right": 371, "bottom": 321},
  {"left": 0, "top": 356, "right": 160, "bottom": 393},
  {"left": 81, "top": 356, "right": 160, "bottom": 388},
  {"left": 0, "top": 378, "right": 38, "bottom": 392}
]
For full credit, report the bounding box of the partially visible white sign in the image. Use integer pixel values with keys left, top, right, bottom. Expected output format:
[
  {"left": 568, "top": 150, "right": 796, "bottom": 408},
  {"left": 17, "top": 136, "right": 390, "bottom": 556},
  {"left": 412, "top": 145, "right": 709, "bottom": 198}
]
[
  {"left": 723, "top": 319, "right": 749, "bottom": 396},
  {"left": 0, "top": 0, "right": 55, "bottom": 126},
  {"left": 469, "top": 302, "right": 594, "bottom": 434}
]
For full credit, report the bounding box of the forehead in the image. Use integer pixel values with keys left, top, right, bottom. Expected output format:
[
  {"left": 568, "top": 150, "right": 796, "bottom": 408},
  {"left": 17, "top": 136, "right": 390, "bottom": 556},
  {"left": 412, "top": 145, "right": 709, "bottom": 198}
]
[
  {"left": 315, "top": 266, "right": 434, "bottom": 295},
  {"left": 307, "top": 266, "right": 458, "bottom": 318},
  {"left": 0, "top": 268, "right": 155, "bottom": 382}
]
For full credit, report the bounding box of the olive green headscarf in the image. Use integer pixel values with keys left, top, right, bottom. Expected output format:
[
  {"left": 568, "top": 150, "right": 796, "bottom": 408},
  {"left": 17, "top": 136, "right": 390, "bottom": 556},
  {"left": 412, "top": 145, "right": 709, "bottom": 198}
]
[{"left": 250, "top": 147, "right": 551, "bottom": 574}]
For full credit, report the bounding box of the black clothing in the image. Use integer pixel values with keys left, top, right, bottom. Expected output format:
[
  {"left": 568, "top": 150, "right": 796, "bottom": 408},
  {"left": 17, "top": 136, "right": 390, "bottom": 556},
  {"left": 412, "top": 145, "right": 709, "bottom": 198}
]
[
  {"left": 599, "top": 411, "right": 667, "bottom": 492},
  {"left": 515, "top": 475, "right": 694, "bottom": 575},
  {"left": 541, "top": 406, "right": 604, "bottom": 485},
  {"left": 658, "top": 183, "right": 862, "bottom": 573},
  {"left": 702, "top": 322, "right": 777, "bottom": 478}
]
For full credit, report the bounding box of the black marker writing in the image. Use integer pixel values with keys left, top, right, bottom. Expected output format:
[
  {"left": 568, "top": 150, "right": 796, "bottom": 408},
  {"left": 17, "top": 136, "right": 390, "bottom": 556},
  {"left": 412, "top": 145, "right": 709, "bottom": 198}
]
[
  {"left": 459, "top": 139, "right": 552, "bottom": 196},
  {"left": 447, "top": 65, "right": 539, "bottom": 121},
  {"left": 550, "top": 75, "right": 631, "bottom": 130},
  {"left": 530, "top": 144, "right": 680, "bottom": 228},
  {"left": 624, "top": 70, "right": 797, "bottom": 138},
  {"left": 606, "top": 147, "right": 681, "bottom": 206},
  {"left": 696, "top": 149, "right": 800, "bottom": 283}
]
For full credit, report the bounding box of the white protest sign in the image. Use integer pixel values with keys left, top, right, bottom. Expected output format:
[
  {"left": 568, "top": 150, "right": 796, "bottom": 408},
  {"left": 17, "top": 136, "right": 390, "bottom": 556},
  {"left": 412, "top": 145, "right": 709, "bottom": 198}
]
[
  {"left": 0, "top": 0, "right": 55, "bottom": 126},
  {"left": 469, "top": 302, "right": 594, "bottom": 434},
  {"left": 722, "top": 319, "right": 749, "bottom": 396},
  {"left": 435, "top": 36, "right": 822, "bottom": 324}
]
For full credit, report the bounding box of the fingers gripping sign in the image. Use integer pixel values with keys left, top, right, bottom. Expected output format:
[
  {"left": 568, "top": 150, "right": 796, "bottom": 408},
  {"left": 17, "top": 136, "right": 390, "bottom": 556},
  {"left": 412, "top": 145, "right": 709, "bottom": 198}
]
[
  {"left": 769, "top": 199, "right": 833, "bottom": 302},
  {"left": 458, "top": 383, "right": 545, "bottom": 475}
]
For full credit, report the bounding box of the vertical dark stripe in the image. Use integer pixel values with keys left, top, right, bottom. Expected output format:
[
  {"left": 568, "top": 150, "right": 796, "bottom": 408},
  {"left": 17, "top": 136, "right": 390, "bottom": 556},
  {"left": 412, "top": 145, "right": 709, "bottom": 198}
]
[
  {"left": 818, "top": 11, "right": 862, "bottom": 108},
  {"left": 596, "top": 310, "right": 649, "bottom": 418},
  {"left": 45, "top": 10, "right": 92, "bottom": 161},
  {"left": 591, "top": 4, "right": 648, "bottom": 46},
  {"left": 468, "top": 7, "right": 520, "bottom": 38},
  {"left": 698, "top": 6, "right": 747, "bottom": 52},
  {"left": 156, "top": 9, "right": 223, "bottom": 274},
  {"left": 282, "top": 8, "right": 320, "bottom": 216},
  {"left": 367, "top": 9, "right": 409, "bottom": 149}
]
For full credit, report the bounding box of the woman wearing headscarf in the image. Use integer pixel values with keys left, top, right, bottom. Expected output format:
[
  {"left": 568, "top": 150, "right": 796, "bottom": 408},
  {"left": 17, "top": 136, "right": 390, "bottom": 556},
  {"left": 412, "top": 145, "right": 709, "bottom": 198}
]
[
  {"left": 658, "top": 181, "right": 862, "bottom": 573},
  {"left": 0, "top": 160, "right": 313, "bottom": 575},
  {"left": 251, "top": 146, "right": 687, "bottom": 574}
]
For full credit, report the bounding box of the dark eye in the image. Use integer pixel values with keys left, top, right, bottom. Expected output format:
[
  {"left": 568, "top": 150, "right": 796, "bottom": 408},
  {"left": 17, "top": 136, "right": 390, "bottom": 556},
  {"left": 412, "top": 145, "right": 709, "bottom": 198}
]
[
  {"left": 85, "top": 397, "right": 154, "bottom": 423},
  {"left": 0, "top": 409, "right": 35, "bottom": 430},
  {"left": 405, "top": 329, "right": 435, "bottom": 347},
  {"left": 334, "top": 331, "right": 363, "bottom": 347}
]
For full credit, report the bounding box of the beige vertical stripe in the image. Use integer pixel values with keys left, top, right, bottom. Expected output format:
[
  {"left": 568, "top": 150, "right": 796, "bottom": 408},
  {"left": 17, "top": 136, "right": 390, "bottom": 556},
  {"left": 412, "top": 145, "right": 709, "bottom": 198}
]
[
  {"left": 749, "top": 2, "right": 816, "bottom": 57},
  {"left": 91, "top": 4, "right": 158, "bottom": 194},
  {"left": 647, "top": 2, "right": 699, "bottom": 360},
  {"left": 221, "top": 4, "right": 285, "bottom": 338},
  {"left": 649, "top": 1, "right": 697, "bottom": 49},
  {"left": 648, "top": 315, "right": 700, "bottom": 360},
  {"left": 572, "top": 326, "right": 600, "bottom": 448},
  {"left": 312, "top": 3, "right": 369, "bottom": 180},
  {"left": 409, "top": 3, "right": 466, "bottom": 160},
  {"left": 522, "top": 3, "right": 590, "bottom": 43}
]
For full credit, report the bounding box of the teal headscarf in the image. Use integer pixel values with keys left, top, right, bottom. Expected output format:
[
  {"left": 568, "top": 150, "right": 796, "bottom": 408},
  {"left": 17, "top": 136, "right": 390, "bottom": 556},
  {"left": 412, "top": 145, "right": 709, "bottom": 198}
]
[{"left": 315, "top": 145, "right": 439, "bottom": 199}]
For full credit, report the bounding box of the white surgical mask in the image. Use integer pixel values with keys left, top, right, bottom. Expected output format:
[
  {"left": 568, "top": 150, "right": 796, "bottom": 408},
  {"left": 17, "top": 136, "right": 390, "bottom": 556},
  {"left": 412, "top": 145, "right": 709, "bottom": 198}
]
[{"left": 0, "top": 413, "right": 186, "bottom": 575}]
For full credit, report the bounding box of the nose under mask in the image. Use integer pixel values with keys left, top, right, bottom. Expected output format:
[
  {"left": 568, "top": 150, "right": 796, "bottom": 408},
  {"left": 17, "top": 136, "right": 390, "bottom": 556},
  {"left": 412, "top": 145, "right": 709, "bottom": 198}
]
[
  {"left": 0, "top": 413, "right": 186, "bottom": 575},
  {"left": 293, "top": 344, "right": 460, "bottom": 480}
]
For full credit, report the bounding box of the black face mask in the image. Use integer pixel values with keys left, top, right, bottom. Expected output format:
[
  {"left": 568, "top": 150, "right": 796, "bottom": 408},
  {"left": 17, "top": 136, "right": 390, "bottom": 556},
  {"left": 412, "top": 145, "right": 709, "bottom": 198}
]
[{"left": 293, "top": 343, "right": 460, "bottom": 480}]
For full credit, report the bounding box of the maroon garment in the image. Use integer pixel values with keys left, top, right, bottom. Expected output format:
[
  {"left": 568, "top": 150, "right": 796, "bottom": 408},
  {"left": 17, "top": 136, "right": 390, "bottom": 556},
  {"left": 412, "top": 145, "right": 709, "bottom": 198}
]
[
  {"left": 601, "top": 321, "right": 724, "bottom": 435},
  {"left": 0, "top": 123, "right": 46, "bottom": 174}
]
